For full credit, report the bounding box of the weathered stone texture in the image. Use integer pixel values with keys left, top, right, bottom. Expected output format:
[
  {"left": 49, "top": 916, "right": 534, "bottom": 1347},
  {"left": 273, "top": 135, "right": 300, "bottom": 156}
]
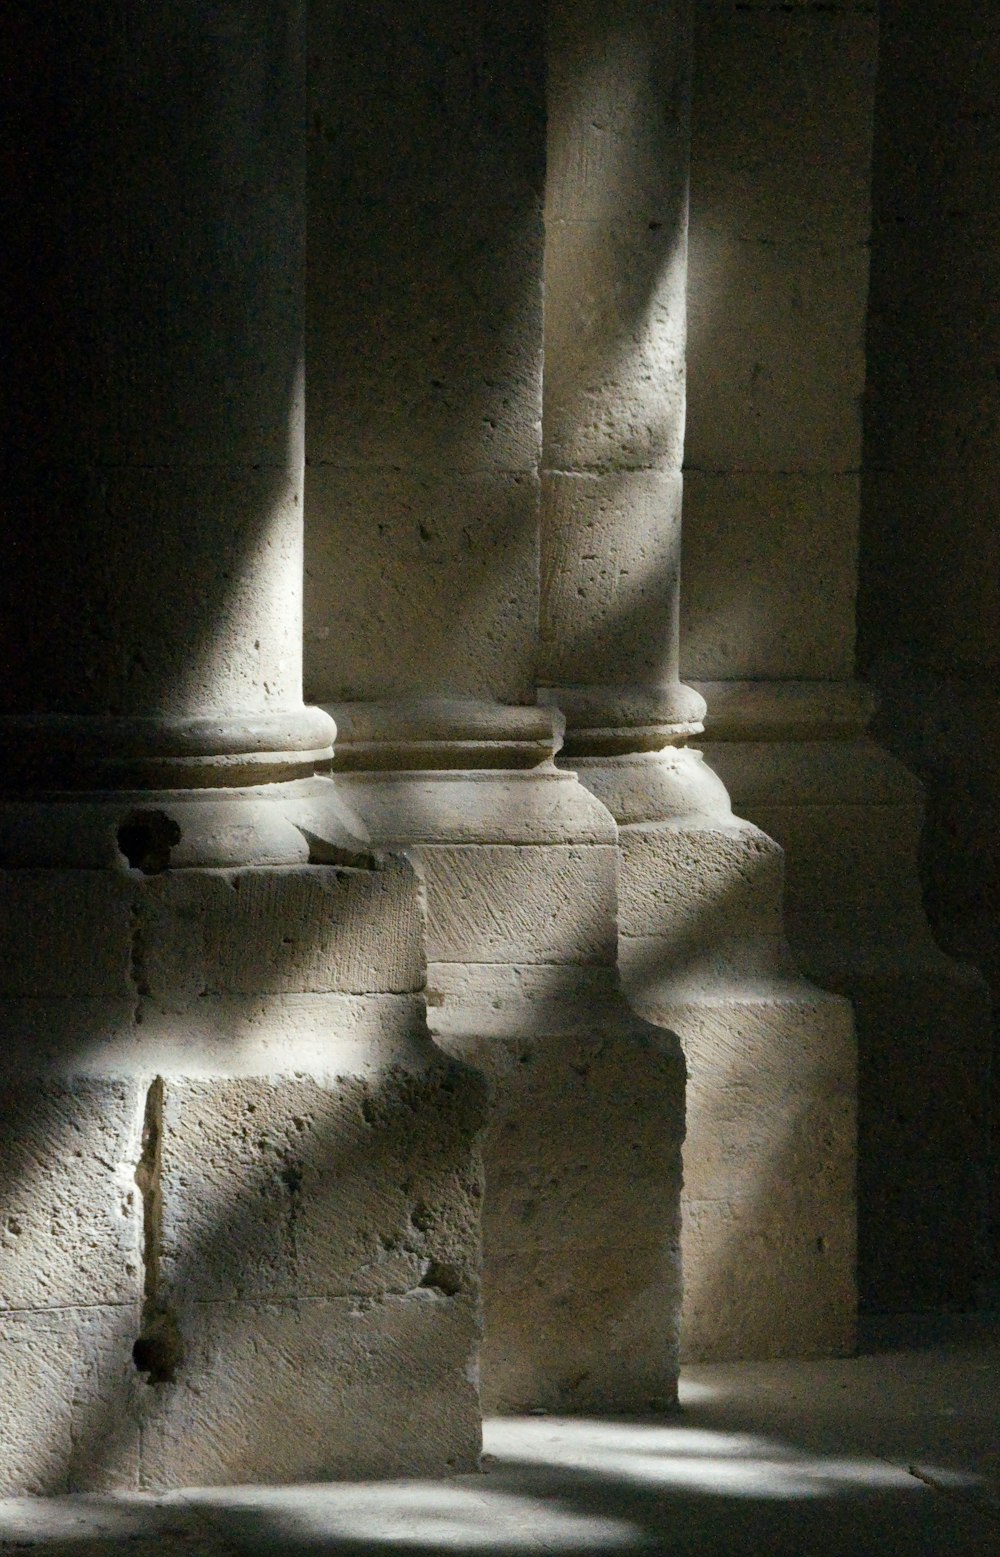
[
  {"left": 138, "top": 1293, "right": 480, "bottom": 1487},
  {"left": 680, "top": 474, "right": 860, "bottom": 681},
  {"left": 305, "top": 1, "right": 545, "bottom": 707},
  {"left": 439, "top": 1007, "right": 684, "bottom": 1412},
  {"left": 682, "top": 2, "right": 875, "bottom": 682},
  {"left": 0, "top": 1306, "right": 142, "bottom": 1496},
  {"left": 543, "top": 220, "right": 687, "bottom": 474},
  {"left": 0, "top": 858, "right": 484, "bottom": 1492},
  {"left": 305, "top": 469, "right": 539, "bottom": 705},
  {"left": 420, "top": 845, "right": 617, "bottom": 968},
  {"left": 575, "top": 750, "right": 856, "bottom": 1360},
  {"left": 0, "top": 873, "right": 134, "bottom": 998},
  {"left": 539, "top": 471, "right": 683, "bottom": 689},
  {"left": 139, "top": 859, "right": 424, "bottom": 1002},
  {"left": 691, "top": 5, "right": 876, "bottom": 244},
  {"left": 345, "top": 763, "right": 686, "bottom": 1411},
  {"left": 0, "top": 1079, "right": 143, "bottom": 1312},
  {"left": 685, "top": 234, "right": 869, "bottom": 478},
  {"left": 703, "top": 713, "right": 994, "bottom": 1312},
  {"left": 157, "top": 1070, "right": 482, "bottom": 1307},
  {"left": 668, "top": 994, "right": 856, "bottom": 1360}
]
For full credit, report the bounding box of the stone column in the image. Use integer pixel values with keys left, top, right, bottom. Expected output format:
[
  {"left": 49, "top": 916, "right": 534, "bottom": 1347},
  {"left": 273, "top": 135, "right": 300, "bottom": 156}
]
[
  {"left": 306, "top": 0, "right": 684, "bottom": 1410},
  {"left": 539, "top": 0, "right": 857, "bottom": 1359},
  {"left": 0, "top": 3, "right": 483, "bottom": 1491},
  {"left": 682, "top": 0, "right": 992, "bottom": 1315}
]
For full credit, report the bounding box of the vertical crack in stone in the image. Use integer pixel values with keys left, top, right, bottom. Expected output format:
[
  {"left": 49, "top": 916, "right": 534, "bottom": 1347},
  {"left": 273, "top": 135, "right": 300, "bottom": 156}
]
[
  {"left": 133, "top": 1078, "right": 181, "bottom": 1385},
  {"left": 128, "top": 900, "right": 150, "bottom": 1027}
]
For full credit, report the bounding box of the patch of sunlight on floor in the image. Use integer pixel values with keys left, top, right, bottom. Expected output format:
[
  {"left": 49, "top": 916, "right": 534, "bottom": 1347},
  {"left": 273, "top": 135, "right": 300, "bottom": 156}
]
[
  {"left": 484, "top": 1417, "right": 947, "bottom": 1500},
  {"left": 178, "top": 1481, "right": 642, "bottom": 1550}
]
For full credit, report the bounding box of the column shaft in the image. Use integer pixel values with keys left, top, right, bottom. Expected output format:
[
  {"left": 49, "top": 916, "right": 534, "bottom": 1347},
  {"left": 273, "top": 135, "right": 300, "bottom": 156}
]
[{"left": 540, "top": 0, "right": 858, "bottom": 1359}]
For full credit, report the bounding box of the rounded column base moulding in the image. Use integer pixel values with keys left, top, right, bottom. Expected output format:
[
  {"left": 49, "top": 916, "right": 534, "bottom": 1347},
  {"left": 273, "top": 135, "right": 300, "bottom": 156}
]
[
  {"left": 537, "top": 683, "right": 706, "bottom": 757},
  {"left": 0, "top": 776, "right": 372, "bottom": 872},
  {"left": 0, "top": 709, "right": 337, "bottom": 792},
  {"left": 328, "top": 699, "right": 564, "bottom": 773}
]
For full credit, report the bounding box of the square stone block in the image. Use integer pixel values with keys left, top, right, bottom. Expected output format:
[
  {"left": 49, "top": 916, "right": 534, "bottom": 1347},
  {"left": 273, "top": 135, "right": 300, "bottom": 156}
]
[
  {"left": 155, "top": 1067, "right": 483, "bottom": 1307},
  {"left": 685, "top": 234, "right": 868, "bottom": 473},
  {"left": 663, "top": 994, "right": 856, "bottom": 1360},
  {"left": 442, "top": 1018, "right": 684, "bottom": 1413},
  {"left": 683, "top": 1076, "right": 855, "bottom": 1206},
  {"left": 139, "top": 858, "right": 424, "bottom": 1002},
  {"left": 546, "top": 0, "right": 690, "bottom": 226},
  {"left": 618, "top": 820, "right": 787, "bottom": 942},
  {"left": 485, "top": 1244, "right": 680, "bottom": 1413},
  {"left": 419, "top": 844, "right": 617, "bottom": 966},
  {"left": 0, "top": 1304, "right": 142, "bottom": 1495},
  {"left": 682, "top": 1197, "right": 856, "bottom": 1361},
  {"left": 543, "top": 218, "right": 686, "bottom": 471},
  {"left": 680, "top": 472, "right": 860, "bottom": 680},
  {"left": 539, "top": 470, "right": 682, "bottom": 686},
  {"left": 304, "top": 468, "right": 538, "bottom": 704},
  {"left": 0, "top": 1076, "right": 144, "bottom": 1311},
  {"left": 138, "top": 1294, "right": 480, "bottom": 1487},
  {"left": 691, "top": 8, "right": 877, "bottom": 243}
]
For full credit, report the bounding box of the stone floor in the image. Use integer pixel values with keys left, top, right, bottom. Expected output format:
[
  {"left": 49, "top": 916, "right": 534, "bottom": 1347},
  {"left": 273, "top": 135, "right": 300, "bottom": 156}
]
[{"left": 1, "top": 1321, "right": 997, "bottom": 1554}]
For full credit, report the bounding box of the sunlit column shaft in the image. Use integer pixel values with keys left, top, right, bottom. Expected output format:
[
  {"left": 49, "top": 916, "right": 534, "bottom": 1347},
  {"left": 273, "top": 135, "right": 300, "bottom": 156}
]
[{"left": 539, "top": 0, "right": 705, "bottom": 750}]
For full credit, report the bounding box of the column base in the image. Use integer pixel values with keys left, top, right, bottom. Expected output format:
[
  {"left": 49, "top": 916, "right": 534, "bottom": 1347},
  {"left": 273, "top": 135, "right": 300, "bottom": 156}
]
[
  {"left": 0, "top": 775, "right": 370, "bottom": 871},
  {"left": 571, "top": 744, "right": 858, "bottom": 1362},
  {"left": 331, "top": 701, "right": 686, "bottom": 1412},
  {"left": 694, "top": 678, "right": 994, "bottom": 1314}
]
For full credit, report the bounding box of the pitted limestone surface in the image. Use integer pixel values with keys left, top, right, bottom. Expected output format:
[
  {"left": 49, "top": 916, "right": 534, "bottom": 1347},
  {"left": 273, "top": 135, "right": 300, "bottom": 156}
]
[
  {"left": 443, "top": 1022, "right": 684, "bottom": 1413},
  {"left": 0, "top": 851, "right": 485, "bottom": 1493}
]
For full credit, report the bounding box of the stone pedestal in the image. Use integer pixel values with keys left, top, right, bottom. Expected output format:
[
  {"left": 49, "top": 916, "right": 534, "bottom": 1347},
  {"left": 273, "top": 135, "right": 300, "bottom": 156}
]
[
  {"left": 0, "top": 859, "right": 483, "bottom": 1493},
  {"left": 552, "top": 731, "right": 857, "bottom": 1361},
  {"left": 0, "top": 2, "right": 483, "bottom": 1491},
  {"left": 306, "top": 2, "right": 685, "bottom": 1409},
  {"left": 698, "top": 681, "right": 991, "bottom": 1314},
  {"left": 332, "top": 703, "right": 685, "bottom": 1411}
]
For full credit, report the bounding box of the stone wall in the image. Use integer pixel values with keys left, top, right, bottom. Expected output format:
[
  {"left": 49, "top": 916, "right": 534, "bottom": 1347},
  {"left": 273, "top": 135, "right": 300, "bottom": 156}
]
[{"left": 861, "top": 0, "right": 1000, "bottom": 1306}]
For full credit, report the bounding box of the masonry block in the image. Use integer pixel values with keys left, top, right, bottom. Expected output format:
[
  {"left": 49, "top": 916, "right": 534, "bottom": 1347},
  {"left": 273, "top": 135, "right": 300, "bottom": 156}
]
[
  {"left": 420, "top": 844, "right": 618, "bottom": 966},
  {"left": 0, "top": 1306, "right": 142, "bottom": 1495},
  {"left": 139, "top": 858, "right": 424, "bottom": 1002},
  {"left": 138, "top": 1293, "right": 480, "bottom": 1487},
  {"left": 680, "top": 473, "right": 861, "bottom": 681},
  {"left": 685, "top": 234, "right": 868, "bottom": 474},
  {"left": 540, "top": 470, "right": 683, "bottom": 687},
  {"left": 691, "top": 6, "right": 878, "bottom": 244},
  {"left": 304, "top": 468, "right": 539, "bottom": 705},
  {"left": 439, "top": 1010, "right": 684, "bottom": 1412},
  {"left": 543, "top": 219, "right": 686, "bottom": 473},
  {"left": 0, "top": 1077, "right": 144, "bottom": 1312},
  {"left": 660, "top": 994, "right": 856, "bottom": 1360},
  {"left": 0, "top": 854, "right": 485, "bottom": 1492},
  {"left": 618, "top": 820, "right": 788, "bottom": 944}
]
